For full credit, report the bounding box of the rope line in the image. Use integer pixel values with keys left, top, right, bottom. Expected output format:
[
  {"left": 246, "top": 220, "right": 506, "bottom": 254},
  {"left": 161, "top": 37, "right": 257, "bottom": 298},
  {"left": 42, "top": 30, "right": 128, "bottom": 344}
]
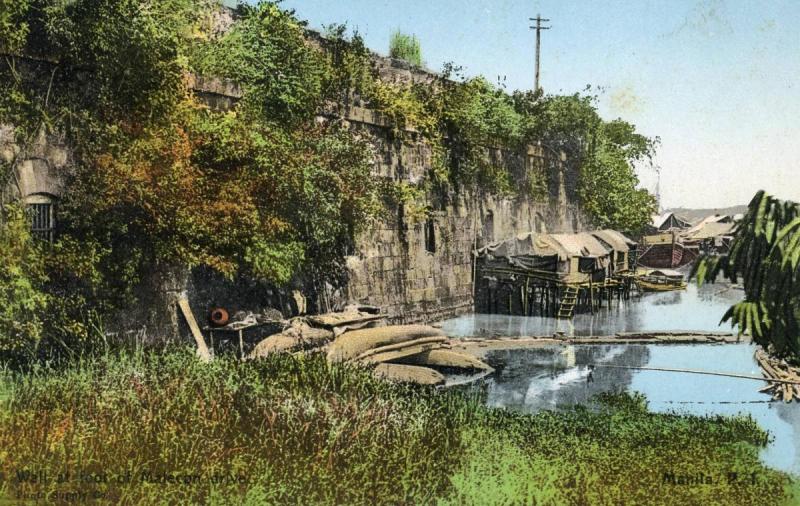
[
  {"left": 591, "top": 364, "right": 800, "bottom": 385},
  {"left": 657, "top": 400, "right": 773, "bottom": 405}
]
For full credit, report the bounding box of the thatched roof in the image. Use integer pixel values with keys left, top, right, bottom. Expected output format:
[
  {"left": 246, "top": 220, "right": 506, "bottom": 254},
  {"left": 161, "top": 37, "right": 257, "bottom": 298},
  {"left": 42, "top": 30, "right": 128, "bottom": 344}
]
[
  {"left": 477, "top": 232, "right": 613, "bottom": 261},
  {"left": 590, "top": 229, "right": 637, "bottom": 253},
  {"left": 682, "top": 221, "right": 735, "bottom": 240}
]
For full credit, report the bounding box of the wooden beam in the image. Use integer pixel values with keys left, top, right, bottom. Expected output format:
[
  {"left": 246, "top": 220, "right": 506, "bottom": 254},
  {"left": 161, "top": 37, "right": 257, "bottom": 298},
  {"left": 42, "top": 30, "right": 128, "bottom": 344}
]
[{"left": 178, "top": 298, "right": 212, "bottom": 362}]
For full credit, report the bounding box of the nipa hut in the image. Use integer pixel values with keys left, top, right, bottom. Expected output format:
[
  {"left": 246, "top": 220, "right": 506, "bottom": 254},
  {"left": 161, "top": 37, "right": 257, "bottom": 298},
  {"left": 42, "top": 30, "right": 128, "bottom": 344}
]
[
  {"left": 590, "top": 229, "right": 638, "bottom": 274},
  {"left": 475, "top": 230, "right": 637, "bottom": 318}
]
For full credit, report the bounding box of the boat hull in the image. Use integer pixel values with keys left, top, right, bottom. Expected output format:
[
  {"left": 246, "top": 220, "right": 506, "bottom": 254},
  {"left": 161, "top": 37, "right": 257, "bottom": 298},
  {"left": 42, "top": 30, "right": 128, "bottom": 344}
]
[
  {"left": 636, "top": 279, "right": 687, "bottom": 292},
  {"left": 637, "top": 242, "right": 697, "bottom": 269}
]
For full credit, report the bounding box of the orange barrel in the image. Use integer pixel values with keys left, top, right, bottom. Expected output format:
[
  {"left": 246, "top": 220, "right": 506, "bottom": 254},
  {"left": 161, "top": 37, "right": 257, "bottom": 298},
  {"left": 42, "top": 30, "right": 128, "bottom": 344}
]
[{"left": 209, "top": 307, "right": 229, "bottom": 327}]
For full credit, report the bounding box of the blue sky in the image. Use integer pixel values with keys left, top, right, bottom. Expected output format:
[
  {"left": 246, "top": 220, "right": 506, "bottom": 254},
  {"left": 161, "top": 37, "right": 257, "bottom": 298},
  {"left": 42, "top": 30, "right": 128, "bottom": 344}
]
[{"left": 273, "top": 0, "right": 799, "bottom": 209}]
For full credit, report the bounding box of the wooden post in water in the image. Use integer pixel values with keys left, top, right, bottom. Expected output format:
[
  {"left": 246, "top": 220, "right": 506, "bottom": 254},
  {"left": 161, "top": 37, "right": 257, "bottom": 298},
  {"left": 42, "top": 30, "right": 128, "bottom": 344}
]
[{"left": 523, "top": 278, "right": 529, "bottom": 315}]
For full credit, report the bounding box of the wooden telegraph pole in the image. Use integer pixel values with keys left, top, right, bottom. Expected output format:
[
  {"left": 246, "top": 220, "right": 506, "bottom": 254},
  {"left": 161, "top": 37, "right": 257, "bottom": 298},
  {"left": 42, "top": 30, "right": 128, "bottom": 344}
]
[{"left": 529, "top": 14, "right": 550, "bottom": 92}]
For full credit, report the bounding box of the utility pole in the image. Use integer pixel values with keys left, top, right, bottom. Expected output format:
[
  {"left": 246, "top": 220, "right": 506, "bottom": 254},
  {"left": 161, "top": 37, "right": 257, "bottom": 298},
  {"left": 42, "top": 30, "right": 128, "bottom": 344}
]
[
  {"left": 654, "top": 165, "right": 662, "bottom": 211},
  {"left": 529, "top": 14, "right": 550, "bottom": 92}
]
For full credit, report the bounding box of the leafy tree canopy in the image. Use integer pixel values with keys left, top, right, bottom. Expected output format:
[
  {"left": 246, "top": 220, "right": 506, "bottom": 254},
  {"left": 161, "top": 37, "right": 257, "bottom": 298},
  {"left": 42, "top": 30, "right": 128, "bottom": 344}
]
[
  {"left": 0, "top": 0, "right": 382, "bottom": 356},
  {"left": 513, "top": 91, "right": 657, "bottom": 232},
  {"left": 694, "top": 191, "right": 800, "bottom": 362}
]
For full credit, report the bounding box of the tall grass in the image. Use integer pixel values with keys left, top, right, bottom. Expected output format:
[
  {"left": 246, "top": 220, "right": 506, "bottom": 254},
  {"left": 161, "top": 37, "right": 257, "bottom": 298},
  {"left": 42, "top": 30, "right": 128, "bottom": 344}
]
[
  {"left": 0, "top": 347, "right": 792, "bottom": 505},
  {"left": 389, "top": 30, "right": 422, "bottom": 67}
]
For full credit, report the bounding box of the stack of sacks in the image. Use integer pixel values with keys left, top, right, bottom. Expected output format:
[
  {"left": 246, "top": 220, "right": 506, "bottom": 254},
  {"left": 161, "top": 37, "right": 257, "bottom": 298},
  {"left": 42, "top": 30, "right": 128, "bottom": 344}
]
[
  {"left": 249, "top": 314, "right": 492, "bottom": 385},
  {"left": 307, "top": 306, "right": 385, "bottom": 336},
  {"left": 326, "top": 325, "right": 446, "bottom": 363},
  {"left": 248, "top": 307, "right": 384, "bottom": 359},
  {"left": 248, "top": 319, "right": 333, "bottom": 359},
  {"left": 326, "top": 325, "right": 492, "bottom": 386}
]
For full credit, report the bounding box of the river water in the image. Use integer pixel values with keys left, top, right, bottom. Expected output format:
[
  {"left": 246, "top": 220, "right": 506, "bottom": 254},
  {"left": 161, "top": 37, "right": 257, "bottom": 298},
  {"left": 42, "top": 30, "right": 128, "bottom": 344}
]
[
  {"left": 438, "top": 283, "right": 800, "bottom": 475},
  {"left": 441, "top": 283, "right": 743, "bottom": 337}
]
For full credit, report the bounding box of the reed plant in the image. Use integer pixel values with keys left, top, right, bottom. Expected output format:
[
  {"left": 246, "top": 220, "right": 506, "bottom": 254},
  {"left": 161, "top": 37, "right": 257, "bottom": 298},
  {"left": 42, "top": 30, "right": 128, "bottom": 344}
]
[{"left": 0, "top": 348, "right": 792, "bottom": 505}]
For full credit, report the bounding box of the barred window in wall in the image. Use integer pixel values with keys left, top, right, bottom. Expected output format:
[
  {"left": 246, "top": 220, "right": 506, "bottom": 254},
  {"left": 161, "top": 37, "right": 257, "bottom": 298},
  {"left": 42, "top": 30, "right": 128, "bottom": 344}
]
[
  {"left": 424, "top": 214, "right": 436, "bottom": 254},
  {"left": 26, "top": 194, "right": 56, "bottom": 242}
]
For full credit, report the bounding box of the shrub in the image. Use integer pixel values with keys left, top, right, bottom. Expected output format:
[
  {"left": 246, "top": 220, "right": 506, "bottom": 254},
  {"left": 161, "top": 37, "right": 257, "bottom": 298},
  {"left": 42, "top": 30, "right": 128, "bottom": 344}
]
[
  {"left": 0, "top": 204, "right": 48, "bottom": 359},
  {"left": 389, "top": 30, "right": 422, "bottom": 66},
  {"left": 0, "top": 349, "right": 789, "bottom": 504}
]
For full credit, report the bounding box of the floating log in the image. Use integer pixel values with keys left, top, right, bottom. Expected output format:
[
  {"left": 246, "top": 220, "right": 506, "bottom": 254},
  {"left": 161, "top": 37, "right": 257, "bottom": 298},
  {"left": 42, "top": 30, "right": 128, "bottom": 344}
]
[{"left": 754, "top": 349, "right": 800, "bottom": 403}]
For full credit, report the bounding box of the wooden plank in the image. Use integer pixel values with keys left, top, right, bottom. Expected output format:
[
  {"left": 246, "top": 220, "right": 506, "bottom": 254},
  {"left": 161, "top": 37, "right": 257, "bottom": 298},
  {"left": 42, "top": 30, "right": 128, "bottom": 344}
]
[
  {"left": 755, "top": 350, "right": 782, "bottom": 380},
  {"left": 178, "top": 298, "right": 212, "bottom": 362}
]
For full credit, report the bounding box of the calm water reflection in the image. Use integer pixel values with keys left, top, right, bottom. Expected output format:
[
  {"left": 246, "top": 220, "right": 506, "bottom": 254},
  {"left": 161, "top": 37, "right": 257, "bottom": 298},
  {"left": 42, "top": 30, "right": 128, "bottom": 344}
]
[
  {"left": 438, "top": 283, "right": 800, "bottom": 474},
  {"left": 441, "top": 283, "right": 743, "bottom": 337},
  {"left": 482, "top": 343, "right": 800, "bottom": 475}
]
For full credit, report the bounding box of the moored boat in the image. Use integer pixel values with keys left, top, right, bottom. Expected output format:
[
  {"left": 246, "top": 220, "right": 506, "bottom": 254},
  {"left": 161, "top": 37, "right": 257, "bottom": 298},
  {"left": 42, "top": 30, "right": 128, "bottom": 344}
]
[
  {"left": 635, "top": 269, "right": 687, "bottom": 292},
  {"left": 637, "top": 232, "right": 698, "bottom": 268}
]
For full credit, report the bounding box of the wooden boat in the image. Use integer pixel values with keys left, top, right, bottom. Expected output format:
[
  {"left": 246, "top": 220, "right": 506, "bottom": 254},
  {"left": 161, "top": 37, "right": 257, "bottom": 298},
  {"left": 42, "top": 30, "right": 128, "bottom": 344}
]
[
  {"left": 637, "top": 233, "right": 698, "bottom": 268},
  {"left": 635, "top": 269, "right": 687, "bottom": 292}
]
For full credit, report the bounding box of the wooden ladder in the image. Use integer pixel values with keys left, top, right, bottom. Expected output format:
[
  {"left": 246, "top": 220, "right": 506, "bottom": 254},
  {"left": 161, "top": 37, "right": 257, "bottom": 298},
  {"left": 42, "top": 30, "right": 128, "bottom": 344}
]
[{"left": 557, "top": 285, "right": 579, "bottom": 320}]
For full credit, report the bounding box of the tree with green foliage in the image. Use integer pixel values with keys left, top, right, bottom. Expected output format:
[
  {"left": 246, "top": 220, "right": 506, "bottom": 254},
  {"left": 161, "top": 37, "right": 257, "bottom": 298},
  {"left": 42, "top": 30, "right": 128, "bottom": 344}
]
[
  {"left": 0, "top": 0, "right": 29, "bottom": 54},
  {"left": 694, "top": 191, "right": 800, "bottom": 362},
  {"left": 0, "top": 0, "right": 384, "bottom": 356},
  {"left": 389, "top": 30, "right": 422, "bottom": 66},
  {"left": 514, "top": 91, "right": 658, "bottom": 232}
]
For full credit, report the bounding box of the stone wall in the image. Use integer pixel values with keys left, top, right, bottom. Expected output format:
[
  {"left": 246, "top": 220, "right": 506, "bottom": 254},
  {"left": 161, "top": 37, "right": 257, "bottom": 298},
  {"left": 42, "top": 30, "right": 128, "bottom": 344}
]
[
  {"left": 342, "top": 138, "right": 584, "bottom": 324},
  {"left": 0, "top": 125, "right": 70, "bottom": 203},
  {"left": 2, "top": 49, "right": 587, "bottom": 338},
  {"left": 186, "top": 53, "right": 588, "bottom": 324}
]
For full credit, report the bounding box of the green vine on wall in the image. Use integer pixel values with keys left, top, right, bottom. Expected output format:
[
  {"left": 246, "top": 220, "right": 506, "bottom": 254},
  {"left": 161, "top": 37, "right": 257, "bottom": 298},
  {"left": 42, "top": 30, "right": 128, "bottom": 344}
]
[{"left": 0, "top": 0, "right": 658, "bottom": 358}]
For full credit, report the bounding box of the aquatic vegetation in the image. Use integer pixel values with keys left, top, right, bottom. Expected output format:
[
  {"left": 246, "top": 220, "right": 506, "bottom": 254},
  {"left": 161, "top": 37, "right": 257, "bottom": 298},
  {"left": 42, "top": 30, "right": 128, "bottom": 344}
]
[{"left": 0, "top": 348, "right": 790, "bottom": 504}]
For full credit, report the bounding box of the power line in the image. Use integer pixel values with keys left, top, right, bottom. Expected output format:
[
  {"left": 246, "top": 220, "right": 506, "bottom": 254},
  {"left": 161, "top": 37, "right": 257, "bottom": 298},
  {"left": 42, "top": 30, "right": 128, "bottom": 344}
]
[
  {"left": 529, "top": 14, "right": 551, "bottom": 92},
  {"left": 592, "top": 364, "right": 800, "bottom": 385},
  {"left": 659, "top": 400, "right": 773, "bottom": 405}
]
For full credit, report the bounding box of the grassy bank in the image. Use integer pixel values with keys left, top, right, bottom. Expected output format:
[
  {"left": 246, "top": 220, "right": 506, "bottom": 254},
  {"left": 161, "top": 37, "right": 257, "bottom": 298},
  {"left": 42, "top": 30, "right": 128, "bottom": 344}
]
[{"left": 0, "top": 348, "right": 793, "bottom": 505}]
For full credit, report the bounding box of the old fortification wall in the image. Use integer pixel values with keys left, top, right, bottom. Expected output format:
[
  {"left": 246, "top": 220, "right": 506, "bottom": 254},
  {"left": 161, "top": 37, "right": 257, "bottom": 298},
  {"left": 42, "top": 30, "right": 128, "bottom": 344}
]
[
  {"left": 2, "top": 50, "right": 586, "bottom": 340},
  {"left": 341, "top": 126, "right": 583, "bottom": 323},
  {"left": 0, "top": 125, "right": 69, "bottom": 204},
  {"left": 325, "top": 57, "right": 585, "bottom": 323}
]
